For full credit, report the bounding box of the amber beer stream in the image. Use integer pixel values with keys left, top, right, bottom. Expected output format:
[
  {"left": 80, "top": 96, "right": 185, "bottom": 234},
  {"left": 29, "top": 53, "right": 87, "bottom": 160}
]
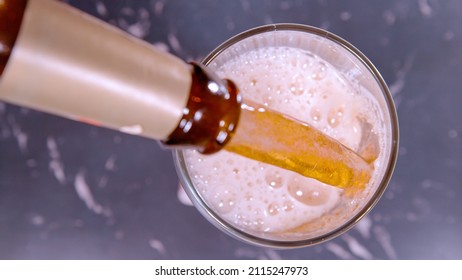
[{"left": 226, "top": 100, "right": 374, "bottom": 191}]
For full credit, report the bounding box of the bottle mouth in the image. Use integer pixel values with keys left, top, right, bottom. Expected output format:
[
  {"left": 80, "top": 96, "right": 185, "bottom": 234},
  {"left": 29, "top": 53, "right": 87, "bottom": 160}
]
[{"left": 173, "top": 23, "right": 399, "bottom": 248}]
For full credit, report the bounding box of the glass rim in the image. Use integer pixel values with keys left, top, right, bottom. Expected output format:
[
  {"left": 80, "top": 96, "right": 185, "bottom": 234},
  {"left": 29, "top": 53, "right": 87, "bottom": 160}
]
[{"left": 174, "top": 23, "right": 399, "bottom": 248}]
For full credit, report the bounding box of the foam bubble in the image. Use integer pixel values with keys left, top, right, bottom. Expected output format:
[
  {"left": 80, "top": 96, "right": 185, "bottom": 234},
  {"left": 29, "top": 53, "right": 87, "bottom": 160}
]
[
  {"left": 327, "top": 106, "right": 344, "bottom": 128},
  {"left": 287, "top": 177, "right": 330, "bottom": 206},
  {"left": 265, "top": 171, "right": 284, "bottom": 189},
  {"left": 267, "top": 202, "right": 280, "bottom": 216},
  {"left": 311, "top": 60, "right": 328, "bottom": 80},
  {"left": 211, "top": 187, "right": 236, "bottom": 214},
  {"left": 310, "top": 107, "right": 322, "bottom": 122}
]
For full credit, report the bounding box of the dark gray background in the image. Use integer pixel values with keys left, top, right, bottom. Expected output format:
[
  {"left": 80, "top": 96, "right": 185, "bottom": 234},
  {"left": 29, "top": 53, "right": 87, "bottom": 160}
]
[{"left": 1, "top": 0, "right": 461, "bottom": 259}]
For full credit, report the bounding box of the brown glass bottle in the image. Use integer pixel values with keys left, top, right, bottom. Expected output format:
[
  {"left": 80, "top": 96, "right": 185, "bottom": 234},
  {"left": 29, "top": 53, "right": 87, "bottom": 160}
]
[{"left": 0, "top": 0, "right": 241, "bottom": 154}]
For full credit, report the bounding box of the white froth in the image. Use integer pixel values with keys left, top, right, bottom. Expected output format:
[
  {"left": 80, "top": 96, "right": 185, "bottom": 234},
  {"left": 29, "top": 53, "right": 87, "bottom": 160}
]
[{"left": 184, "top": 46, "right": 386, "bottom": 234}]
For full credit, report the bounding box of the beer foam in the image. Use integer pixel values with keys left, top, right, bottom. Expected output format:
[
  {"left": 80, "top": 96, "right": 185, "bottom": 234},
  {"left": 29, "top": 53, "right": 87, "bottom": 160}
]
[{"left": 184, "top": 46, "right": 387, "bottom": 234}]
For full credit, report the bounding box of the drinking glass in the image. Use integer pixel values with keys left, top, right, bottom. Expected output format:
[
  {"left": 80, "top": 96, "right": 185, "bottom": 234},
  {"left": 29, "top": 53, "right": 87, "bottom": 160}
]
[{"left": 173, "top": 24, "right": 399, "bottom": 248}]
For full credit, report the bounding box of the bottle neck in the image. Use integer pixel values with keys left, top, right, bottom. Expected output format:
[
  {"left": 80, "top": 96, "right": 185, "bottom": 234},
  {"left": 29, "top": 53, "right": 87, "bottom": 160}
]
[{"left": 163, "top": 62, "right": 241, "bottom": 154}]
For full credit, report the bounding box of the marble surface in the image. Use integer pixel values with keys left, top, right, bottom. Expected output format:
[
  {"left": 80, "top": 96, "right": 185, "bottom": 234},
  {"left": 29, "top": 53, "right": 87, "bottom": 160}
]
[{"left": 1, "top": 0, "right": 461, "bottom": 259}]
